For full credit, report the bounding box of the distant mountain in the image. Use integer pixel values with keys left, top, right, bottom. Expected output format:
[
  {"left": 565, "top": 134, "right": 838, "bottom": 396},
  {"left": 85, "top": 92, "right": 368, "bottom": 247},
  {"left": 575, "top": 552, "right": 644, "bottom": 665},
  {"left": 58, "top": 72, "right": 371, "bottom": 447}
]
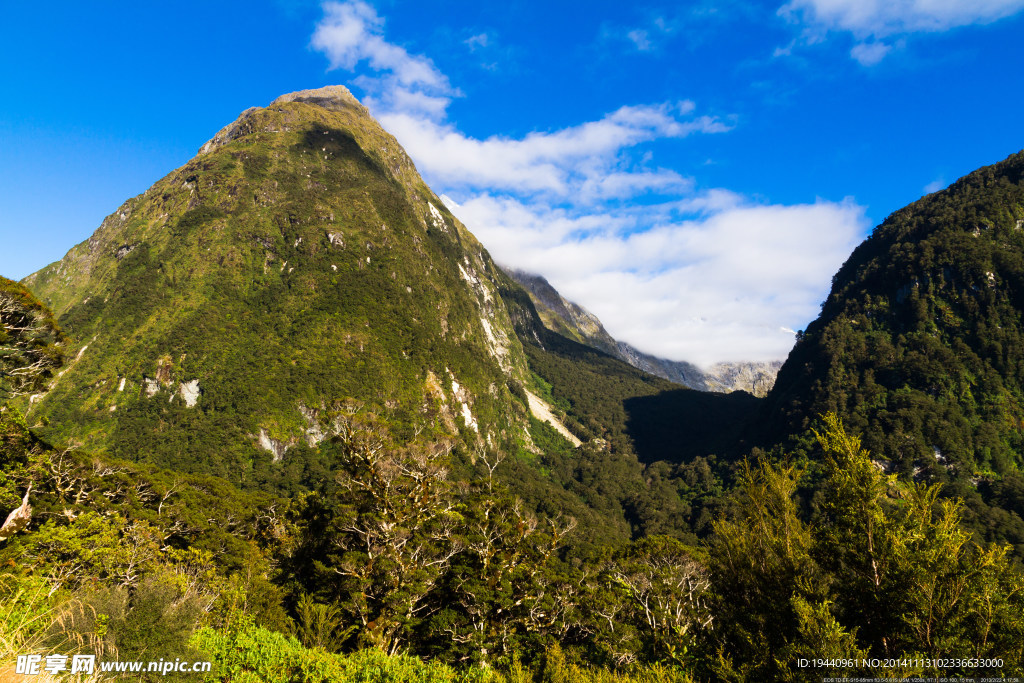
[{"left": 506, "top": 268, "right": 781, "bottom": 396}]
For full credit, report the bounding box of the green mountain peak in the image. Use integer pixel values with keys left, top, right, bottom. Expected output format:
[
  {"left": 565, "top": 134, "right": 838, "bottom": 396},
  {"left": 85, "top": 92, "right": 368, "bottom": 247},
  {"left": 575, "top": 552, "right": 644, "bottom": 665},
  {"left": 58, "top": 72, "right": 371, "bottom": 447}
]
[
  {"left": 764, "top": 150, "right": 1024, "bottom": 507},
  {"left": 20, "top": 86, "right": 537, "bottom": 486}
]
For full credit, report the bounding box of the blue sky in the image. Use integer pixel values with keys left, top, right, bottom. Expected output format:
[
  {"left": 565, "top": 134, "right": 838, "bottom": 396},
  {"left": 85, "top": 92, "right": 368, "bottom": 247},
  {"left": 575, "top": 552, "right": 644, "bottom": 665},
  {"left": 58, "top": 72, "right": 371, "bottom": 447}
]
[{"left": 2, "top": 1, "right": 1023, "bottom": 364}]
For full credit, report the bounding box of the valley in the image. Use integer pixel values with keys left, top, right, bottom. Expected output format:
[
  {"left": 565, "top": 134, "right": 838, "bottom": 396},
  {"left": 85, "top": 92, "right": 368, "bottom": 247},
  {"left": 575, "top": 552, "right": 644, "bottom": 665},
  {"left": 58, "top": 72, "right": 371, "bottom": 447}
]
[{"left": 2, "top": 87, "right": 1023, "bottom": 681}]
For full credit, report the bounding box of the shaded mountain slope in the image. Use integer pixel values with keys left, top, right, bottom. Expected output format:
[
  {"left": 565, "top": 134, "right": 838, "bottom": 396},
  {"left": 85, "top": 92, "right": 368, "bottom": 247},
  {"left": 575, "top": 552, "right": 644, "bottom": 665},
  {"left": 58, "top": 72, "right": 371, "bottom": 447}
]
[{"left": 498, "top": 279, "right": 761, "bottom": 464}]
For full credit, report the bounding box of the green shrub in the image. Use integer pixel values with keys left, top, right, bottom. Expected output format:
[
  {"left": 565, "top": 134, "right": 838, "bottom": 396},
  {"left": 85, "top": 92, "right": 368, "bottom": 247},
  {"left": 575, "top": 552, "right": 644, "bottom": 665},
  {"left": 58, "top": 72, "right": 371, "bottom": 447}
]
[{"left": 191, "top": 614, "right": 495, "bottom": 682}]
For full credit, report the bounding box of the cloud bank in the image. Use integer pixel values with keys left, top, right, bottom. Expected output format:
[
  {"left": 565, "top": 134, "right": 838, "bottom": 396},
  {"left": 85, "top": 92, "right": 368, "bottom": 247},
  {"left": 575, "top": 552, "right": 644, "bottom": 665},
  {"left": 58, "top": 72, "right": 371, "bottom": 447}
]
[
  {"left": 378, "top": 103, "right": 724, "bottom": 199},
  {"left": 312, "top": 1, "right": 868, "bottom": 366},
  {"left": 448, "top": 193, "right": 866, "bottom": 365}
]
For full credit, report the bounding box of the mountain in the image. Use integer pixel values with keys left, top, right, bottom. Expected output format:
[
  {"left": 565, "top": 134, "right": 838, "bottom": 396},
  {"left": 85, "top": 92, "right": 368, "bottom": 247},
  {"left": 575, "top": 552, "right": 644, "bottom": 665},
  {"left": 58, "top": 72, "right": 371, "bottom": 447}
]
[
  {"left": 21, "top": 86, "right": 546, "bottom": 486},
  {"left": 507, "top": 268, "right": 782, "bottom": 395},
  {"left": 8, "top": 90, "right": 1024, "bottom": 678},
  {"left": 17, "top": 86, "right": 762, "bottom": 544},
  {"left": 762, "top": 151, "right": 1024, "bottom": 551}
]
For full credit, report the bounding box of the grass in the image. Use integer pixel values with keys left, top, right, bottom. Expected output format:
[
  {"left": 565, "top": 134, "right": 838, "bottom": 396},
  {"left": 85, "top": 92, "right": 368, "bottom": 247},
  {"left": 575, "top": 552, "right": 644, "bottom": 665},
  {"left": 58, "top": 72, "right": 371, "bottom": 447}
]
[{"left": 0, "top": 577, "right": 66, "bottom": 682}]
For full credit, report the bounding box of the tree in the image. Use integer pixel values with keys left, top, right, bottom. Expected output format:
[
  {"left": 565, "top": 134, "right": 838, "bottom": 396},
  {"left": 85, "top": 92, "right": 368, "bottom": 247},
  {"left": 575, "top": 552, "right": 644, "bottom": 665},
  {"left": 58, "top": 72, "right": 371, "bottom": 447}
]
[
  {"left": 600, "top": 536, "right": 711, "bottom": 668},
  {"left": 0, "top": 279, "right": 64, "bottom": 544},
  {"left": 812, "top": 411, "right": 900, "bottom": 657},
  {"left": 708, "top": 413, "right": 1024, "bottom": 679},
  {"left": 704, "top": 457, "right": 838, "bottom": 681},
  {"left": 291, "top": 416, "right": 461, "bottom": 655},
  {"left": 21, "top": 511, "right": 162, "bottom": 591},
  {"left": 0, "top": 277, "right": 65, "bottom": 402},
  {"left": 814, "top": 412, "right": 1024, "bottom": 674},
  {"left": 428, "top": 468, "right": 577, "bottom": 667}
]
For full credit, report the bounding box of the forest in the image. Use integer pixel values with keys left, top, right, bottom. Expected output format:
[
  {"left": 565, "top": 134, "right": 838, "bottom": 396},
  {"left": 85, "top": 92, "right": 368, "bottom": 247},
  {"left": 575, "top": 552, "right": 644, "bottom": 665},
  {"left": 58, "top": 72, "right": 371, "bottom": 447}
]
[
  {"left": 5, "top": 93, "right": 1024, "bottom": 682},
  {"left": 2, "top": 276, "right": 1023, "bottom": 682}
]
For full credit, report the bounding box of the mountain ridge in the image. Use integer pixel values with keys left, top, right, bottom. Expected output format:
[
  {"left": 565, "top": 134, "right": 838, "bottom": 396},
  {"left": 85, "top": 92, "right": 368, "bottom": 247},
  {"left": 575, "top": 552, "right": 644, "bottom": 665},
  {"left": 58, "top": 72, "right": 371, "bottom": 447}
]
[{"left": 506, "top": 268, "right": 781, "bottom": 396}]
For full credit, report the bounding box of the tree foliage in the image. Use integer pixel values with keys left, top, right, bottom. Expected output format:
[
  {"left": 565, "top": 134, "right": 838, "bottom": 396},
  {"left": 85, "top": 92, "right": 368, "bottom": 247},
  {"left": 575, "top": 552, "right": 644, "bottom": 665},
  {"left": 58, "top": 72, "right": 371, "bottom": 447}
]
[
  {"left": 0, "top": 276, "right": 65, "bottom": 401},
  {"left": 705, "top": 413, "right": 1024, "bottom": 680}
]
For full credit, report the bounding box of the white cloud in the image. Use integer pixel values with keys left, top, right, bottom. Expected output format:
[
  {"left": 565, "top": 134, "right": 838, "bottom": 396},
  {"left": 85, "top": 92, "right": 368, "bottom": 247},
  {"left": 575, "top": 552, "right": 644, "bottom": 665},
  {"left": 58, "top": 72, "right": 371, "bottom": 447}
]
[
  {"left": 923, "top": 177, "right": 945, "bottom": 194},
  {"left": 850, "top": 41, "right": 891, "bottom": 65},
  {"left": 627, "top": 29, "right": 654, "bottom": 51},
  {"left": 464, "top": 33, "right": 489, "bottom": 50},
  {"left": 378, "top": 103, "right": 727, "bottom": 198},
  {"left": 617, "top": 16, "right": 676, "bottom": 53},
  {"left": 780, "top": 0, "right": 1024, "bottom": 65},
  {"left": 311, "top": 1, "right": 869, "bottom": 366},
  {"left": 312, "top": 1, "right": 455, "bottom": 118},
  {"left": 447, "top": 194, "right": 867, "bottom": 366},
  {"left": 781, "top": 0, "right": 1024, "bottom": 38},
  {"left": 580, "top": 169, "right": 694, "bottom": 200},
  {"left": 312, "top": 1, "right": 448, "bottom": 87}
]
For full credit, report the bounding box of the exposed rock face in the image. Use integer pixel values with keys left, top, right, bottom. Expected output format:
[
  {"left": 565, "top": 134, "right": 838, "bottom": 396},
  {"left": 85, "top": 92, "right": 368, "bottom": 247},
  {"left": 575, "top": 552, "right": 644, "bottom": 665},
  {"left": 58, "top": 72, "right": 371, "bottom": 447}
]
[
  {"left": 610, "top": 342, "right": 711, "bottom": 391},
  {"left": 524, "top": 389, "right": 581, "bottom": 447},
  {"left": 257, "top": 429, "right": 292, "bottom": 463},
  {"left": 701, "top": 361, "right": 783, "bottom": 397},
  {"left": 449, "top": 375, "right": 478, "bottom": 432},
  {"left": 178, "top": 380, "right": 201, "bottom": 407},
  {"left": 614, "top": 344, "right": 781, "bottom": 396},
  {"left": 505, "top": 269, "right": 616, "bottom": 353},
  {"left": 506, "top": 268, "right": 781, "bottom": 396},
  {"left": 271, "top": 85, "right": 364, "bottom": 111},
  {"left": 0, "top": 485, "right": 33, "bottom": 543}
]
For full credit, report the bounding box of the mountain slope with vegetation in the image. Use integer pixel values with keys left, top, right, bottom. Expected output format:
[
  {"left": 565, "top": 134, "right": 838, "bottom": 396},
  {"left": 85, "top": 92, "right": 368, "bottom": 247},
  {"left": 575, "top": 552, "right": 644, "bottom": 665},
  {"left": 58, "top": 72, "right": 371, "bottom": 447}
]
[
  {"left": 16, "top": 87, "right": 761, "bottom": 550},
  {"left": 763, "top": 151, "right": 1024, "bottom": 554},
  {"left": 5, "top": 87, "right": 1024, "bottom": 680},
  {"left": 21, "top": 87, "right": 537, "bottom": 488}
]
